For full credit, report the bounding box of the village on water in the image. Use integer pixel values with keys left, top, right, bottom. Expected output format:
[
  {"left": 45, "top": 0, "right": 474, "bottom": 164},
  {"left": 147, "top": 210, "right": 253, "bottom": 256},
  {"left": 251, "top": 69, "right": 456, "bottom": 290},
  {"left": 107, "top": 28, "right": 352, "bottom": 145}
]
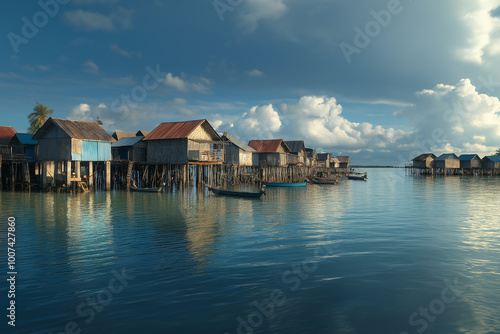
[{"left": 1, "top": 105, "right": 500, "bottom": 194}]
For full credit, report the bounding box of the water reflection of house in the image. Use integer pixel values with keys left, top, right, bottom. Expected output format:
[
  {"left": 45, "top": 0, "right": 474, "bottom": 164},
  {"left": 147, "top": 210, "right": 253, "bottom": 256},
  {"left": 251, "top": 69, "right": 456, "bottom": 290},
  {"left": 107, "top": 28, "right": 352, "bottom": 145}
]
[
  {"left": 459, "top": 154, "right": 482, "bottom": 169},
  {"left": 221, "top": 132, "right": 257, "bottom": 166},
  {"left": 111, "top": 136, "right": 147, "bottom": 162},
  {"left": 412, "top": 153, "right": 436, "bottom": 169},
  {"left": 248, "top": 139, "right": 291, "bottom": 167},
  {"left": 434, "top": 153, "right": 460, "bottom": 169},
  {"left": 143, "top": 120, "right": 224, "bottom": 164},
  {"left": 33, "top": 117, "right": 114, "bottom": 190}
]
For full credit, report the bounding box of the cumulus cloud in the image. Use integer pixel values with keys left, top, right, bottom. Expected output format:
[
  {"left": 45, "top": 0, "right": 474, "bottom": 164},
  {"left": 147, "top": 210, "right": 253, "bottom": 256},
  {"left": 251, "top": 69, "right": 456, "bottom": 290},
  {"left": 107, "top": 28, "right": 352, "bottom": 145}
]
[
  {"left": 239, "top": 0, "right": 288, "bottom": 33},
  {"left": 161, "top": 73, "right": 210, "bottom": 93},
  {"left": 64, "top": 7, "right": 134, "bottom": 32},
  {"left": 246, "top": 69, "right": 264, "bottom": 77},
  {"left": 401, "top": 78, "right": 500, "bottom": 156}
]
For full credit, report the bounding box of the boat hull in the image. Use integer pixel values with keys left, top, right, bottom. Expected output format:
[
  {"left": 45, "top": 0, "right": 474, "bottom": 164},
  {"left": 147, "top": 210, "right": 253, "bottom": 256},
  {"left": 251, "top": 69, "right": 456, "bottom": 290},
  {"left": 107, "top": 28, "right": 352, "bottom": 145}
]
[
  {"left": 129, "top": 186, "right": 162, "bottom": 192},
  {"left": 208, "top": 187, "right": 264, "bottom": 198},
  {"left": 347, "top": 175, "right": 367, "bottom": 181},
  {"left": 309, "top": 179, "right": 339, "bottom": 185},
  {"left": 261, "top": 181, "right": 307, "bottom": 187}
]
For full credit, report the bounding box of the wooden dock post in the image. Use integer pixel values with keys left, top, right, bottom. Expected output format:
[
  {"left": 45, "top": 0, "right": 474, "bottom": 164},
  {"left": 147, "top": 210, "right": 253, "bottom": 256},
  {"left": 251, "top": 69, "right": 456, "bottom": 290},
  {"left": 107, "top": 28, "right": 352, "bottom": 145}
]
[
  {"left": 88, "top": 162, "right": 94, "bottom": 190},
  {"left": 105, "top": 161, "right": 111, "bottom": 191}
]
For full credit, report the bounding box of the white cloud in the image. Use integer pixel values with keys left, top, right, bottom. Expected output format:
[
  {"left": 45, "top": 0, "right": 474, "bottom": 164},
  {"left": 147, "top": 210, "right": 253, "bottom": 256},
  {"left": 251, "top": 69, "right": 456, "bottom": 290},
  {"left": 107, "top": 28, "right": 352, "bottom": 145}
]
[
  {"left": 232, "top": 104, "right": 282, "bottom": 139},
  {"left": 401, "top": 78, "right": 500, "bottom": 156},
  {"left": 239, "top": 0, "right": 288, "bottom": 33},
  {"left": 161, "top": 73, "right": 210, "bottom": 93},
  {"left": 82, "top": 60, "right": 100, "bottom": 75},
  {"left": 246, "top": 69, "right": 265, "bottom": 77},
  {"left": 110, "top": 44, "right": 141, "bottom": 58},
  {"left": 64, "top": 8, "right": 134, "bottom": 32}
]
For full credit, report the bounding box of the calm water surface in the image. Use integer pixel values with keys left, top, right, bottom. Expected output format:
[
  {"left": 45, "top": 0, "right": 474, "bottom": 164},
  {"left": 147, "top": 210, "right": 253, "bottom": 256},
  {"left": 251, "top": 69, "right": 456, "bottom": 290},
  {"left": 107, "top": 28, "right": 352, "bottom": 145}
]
[{"left": 1, "top": 168, "right": 499, "bottom": 334}]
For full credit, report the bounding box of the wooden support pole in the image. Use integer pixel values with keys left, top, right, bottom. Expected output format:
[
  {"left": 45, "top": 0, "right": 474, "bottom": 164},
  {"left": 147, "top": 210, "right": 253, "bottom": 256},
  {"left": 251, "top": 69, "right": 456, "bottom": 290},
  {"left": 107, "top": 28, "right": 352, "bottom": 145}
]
[
  {"left": 105, "top": 161, "right": 111, "bottom": 191},
  {"left": 0, "top": 154, "right": 2, "bottom": 191},
  {"left": 88, "top": 162, "right": 94, "bottom": 190}
]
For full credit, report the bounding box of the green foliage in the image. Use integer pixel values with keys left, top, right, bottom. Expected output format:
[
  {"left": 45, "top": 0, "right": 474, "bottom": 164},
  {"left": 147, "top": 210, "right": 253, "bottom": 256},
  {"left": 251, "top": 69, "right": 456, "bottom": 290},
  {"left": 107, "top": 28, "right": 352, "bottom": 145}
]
[
  {"left": 27, "top": 102, "right": 53, "bottom": 134},
  {"left": 495, "top": 148, "right": 500, "bottom": 156}
]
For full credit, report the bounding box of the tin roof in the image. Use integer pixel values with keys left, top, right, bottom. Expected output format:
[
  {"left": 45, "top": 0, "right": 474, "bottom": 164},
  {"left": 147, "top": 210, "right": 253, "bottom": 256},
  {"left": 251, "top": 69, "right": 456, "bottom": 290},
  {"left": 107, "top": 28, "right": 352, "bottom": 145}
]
[
  {"left": 459, "top": 154, "right": 480, "bottom": 161},
  {"left": 112, "top": 136, "right": 145, "bottom": 148},
  {"left": 136, "top": 130, "right": 150, "bottom": 137},
  {"left": 223, "top": 134, "right": 255, "bottom": 152},
  {"left": 143, "top": 120, "right": 220, "bottom": 141},
  {"left": 483, "top": 155, "right": 500, "bottom": 163},
  {"left": 32, "top": 118, "right": 114, "bottom": 142},
  {"left": 248, "top": 139, "right": 290, "bottom": 153},
  {"left": 331, "top": 157, "right": 340, "bottom": 163},
  {"left": 285, "top": 141, "right": 306, "bottom": 153},
  {"left": 412, "top": 153, "right": 436, "bottom": 161},
  {"left": 10, "top": 133, "right": 37, "bottom": 145},
  {"left": 112, "top": 131, "right": 135, "bottom": 141},
  {"left": 317, "top": 153, "right": 331, "bottom": 161},
  {"left": 435, "top": 153, "right": 459, "bottom": 161},
  {"left": 0, "top": 126, "right": 17, "bottom": 146}
]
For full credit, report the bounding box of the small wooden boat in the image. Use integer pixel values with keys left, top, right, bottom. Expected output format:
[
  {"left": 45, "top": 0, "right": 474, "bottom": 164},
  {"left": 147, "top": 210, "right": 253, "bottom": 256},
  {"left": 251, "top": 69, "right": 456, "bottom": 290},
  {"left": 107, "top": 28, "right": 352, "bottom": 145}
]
[
  {"left": 206, "top": 185, "right": 265, "bottom": 198},
  {"left": 308, "top": 178, "right": 339, "bottom": 185},
  {"left": 347, "top": 173, "right": 367, "bottom": 181},
  {"left": 129, "top": 186, "right": 163, "bottom": 192},
  {"left": 260, "top": 181, "right": 307, "bottom": 187}
]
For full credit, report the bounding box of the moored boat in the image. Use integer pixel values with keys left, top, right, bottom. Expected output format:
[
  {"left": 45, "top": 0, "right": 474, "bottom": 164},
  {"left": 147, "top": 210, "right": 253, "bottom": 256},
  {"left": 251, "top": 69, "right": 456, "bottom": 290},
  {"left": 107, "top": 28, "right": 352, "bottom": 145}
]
[
  {"left": 347, "top": 173, "right": 367, "bottom": 181},
  {"left": 206, "top": 185, "right": 265, "bottom": 198},
  {"left": 129, "top": 186, "right": 163, "bottom": 192},
  {"left": 260, "top": 181, "right": 307, "bottom": 187},
  {"left": 308, "top": 178, "right": 339, "bottom": 185}
]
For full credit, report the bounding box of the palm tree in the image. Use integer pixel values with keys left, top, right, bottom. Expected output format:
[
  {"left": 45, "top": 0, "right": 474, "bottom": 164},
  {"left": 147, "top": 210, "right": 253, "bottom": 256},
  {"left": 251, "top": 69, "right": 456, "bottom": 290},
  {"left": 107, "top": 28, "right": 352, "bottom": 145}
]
[
  {"left": 495, "top": 148, "right": 500, "bottom": 156},
  {"left": 28, "top": 102, "right": 53, "bottom": 133}
]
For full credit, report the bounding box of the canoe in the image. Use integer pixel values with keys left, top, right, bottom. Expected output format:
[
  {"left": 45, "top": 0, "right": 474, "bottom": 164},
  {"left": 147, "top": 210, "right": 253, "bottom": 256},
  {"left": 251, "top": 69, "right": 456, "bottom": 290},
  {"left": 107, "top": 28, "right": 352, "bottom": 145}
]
[
  {"left": 309, "top": 178, "right": 339, "bottom": 185},
  {"left": 129, "top": 186, "right": 163, "bottom": 192},
  {"left": 207, "top": 185, "right": 265, "bottom": 198},
  {"left": 261, "top": 181, "right": 307, "bottom": 187}
]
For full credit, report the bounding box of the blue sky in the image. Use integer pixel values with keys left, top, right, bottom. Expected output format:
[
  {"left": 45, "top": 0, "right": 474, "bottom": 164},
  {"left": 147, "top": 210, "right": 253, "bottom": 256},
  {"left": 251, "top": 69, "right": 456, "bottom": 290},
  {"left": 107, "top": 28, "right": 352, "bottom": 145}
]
[{"left": 2, "top": 0, "right": 500, "bottom": 164}]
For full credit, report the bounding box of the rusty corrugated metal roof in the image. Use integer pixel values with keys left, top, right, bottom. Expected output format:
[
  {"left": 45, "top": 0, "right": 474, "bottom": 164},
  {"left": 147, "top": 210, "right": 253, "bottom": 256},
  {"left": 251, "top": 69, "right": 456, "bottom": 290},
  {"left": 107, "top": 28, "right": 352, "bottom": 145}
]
[
  {"left": 248, "top": 139, "right": 290, "bottom": 153},
  {"left": 32, "top": 117, "right": 114, "bottom": 142},
  {"left": 143, "top": 120, "right": 220, "bottom": 140},
  {"left": 112, "top": 131, "right": 135, "bottom": 141},
  {"left": 0, "top": 126, "right": 17, "bottom": 146},
  {"left": 337, "top": 156, "right": 350, "bottom": 163}
]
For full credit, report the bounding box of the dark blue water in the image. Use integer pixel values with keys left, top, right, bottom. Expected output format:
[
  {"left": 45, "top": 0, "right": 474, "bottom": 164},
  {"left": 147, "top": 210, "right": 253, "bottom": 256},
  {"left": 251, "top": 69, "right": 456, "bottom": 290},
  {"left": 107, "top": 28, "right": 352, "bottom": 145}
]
[{"left": 1, "top": 169, "right": 499, "bottom": 334}]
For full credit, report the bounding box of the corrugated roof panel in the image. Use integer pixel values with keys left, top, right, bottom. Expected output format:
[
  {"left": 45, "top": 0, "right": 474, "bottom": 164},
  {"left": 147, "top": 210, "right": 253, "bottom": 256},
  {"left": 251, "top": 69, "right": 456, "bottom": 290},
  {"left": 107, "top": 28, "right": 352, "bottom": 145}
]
[
  {"left": 484, "top": 155, "right": 500, "bottom": 163},
  {"left": 225, "top": 134, "right": 255, "bottom": 152},
  {"left": 412, "top": 153, "right": 436, "bottom": 161},
  {"left": 248, "top": 139, "right": 289, "bottom": 153},
  {"left": 143, "top": 120, "right": 207, "bottom": 140},
  {"left": 337, "top": 156, "right": 350, "bottom": 163},
  {"left": 0, "top": 126, "right": 17, "bottom": 146},
  {"left": 12, "top": 133, "right": 37, "bottom": 145},
  {"left": 435, "top": 153, "right": 459, "bottom": 160},
  {"left": 459, "top": 154, "right": 480, "bottom": 161},
  {"left": 285, "top": 141, "right": 305, "bottom": 153},
  {"left": 112, "top": 136, "right": 145, "bottom": 148},
  {"left": 112, "top": 131, "right": 135, "bottom": 141},
  {"left": 33, "top": 118, "right": 114, "bottom": 142}
]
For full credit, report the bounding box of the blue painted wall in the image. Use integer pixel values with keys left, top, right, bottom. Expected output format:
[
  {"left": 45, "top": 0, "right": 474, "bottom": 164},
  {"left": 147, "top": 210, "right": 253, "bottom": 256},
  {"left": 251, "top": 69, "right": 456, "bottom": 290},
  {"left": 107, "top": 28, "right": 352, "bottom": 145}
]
[{"left": 74, "top": 141, "right": 111, "bottom": 161}]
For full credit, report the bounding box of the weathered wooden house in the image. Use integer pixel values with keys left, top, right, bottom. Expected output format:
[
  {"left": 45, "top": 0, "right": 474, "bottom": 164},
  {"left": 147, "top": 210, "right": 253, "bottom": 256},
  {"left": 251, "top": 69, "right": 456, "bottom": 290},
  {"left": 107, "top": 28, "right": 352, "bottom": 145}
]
[
  {"left": 221, "top": 132, "right": 256, "bottom": 166},
  {"left": 306, "top": 148, "right": 317, "bottom": 166},
  {"left": 0, "top": 126, "right": 17, "bottom": 156},
  {"left": 111, "top": 131, "right": 135, "bottom": 142},
  {"left": 112, "top": 136, "right": 147, "bottom": 162},
  {"left": 317, "top": 153, "right": 331, "bottom": 168},
  {"left": 248, "top": 139, "right": 291, "bottom": 167},
  {"left": 9, "top": 133, "right": 38, "bottom": 161},
  {"left": 434, "top": 153, "right": 460, "bottom": 169},
  {"left": 412, "top": 153, "right": 436, "bottom": 169},
  {"left": 143, "top": 120, "right": 224, "bottom": 164},
  {"left": 459, "top": 154, "right": 482, "bottom": 169},
  {"left": 482, "top": 156, "right": 500, "bottom": 169},
  {"left": 337, "top": 156, "right": 350, "bottom": 169},
  {"left": 33, "top": 117, "right": 114, "bottom": 190},
  {"left": 285, "top": 141, "right": 307, "bottom": 165}
]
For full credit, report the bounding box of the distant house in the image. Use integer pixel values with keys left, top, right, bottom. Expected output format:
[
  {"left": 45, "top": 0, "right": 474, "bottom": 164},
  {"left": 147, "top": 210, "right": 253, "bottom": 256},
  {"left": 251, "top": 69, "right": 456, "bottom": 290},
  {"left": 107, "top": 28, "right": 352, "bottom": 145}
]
[
  {"left": 33, "top": 117, "right": 114, "bottom": 189},
  {"left": 482, "top": 156, "right": 500, "bottom": 169},
  {"left": 412, "top": 153, "right": 436, "bottom": 169},
  {"left": 337, "top": 156, "right": 350, "bottom": 169},
  {"left": 112, "top": 136, "right": 147, "bottom": 162},
  {"left": 434, "top": 153, "right": 460, "bottom": 169},
  {"left": 459, "top": 154, "right": 482, "bottom": 169},
  {"left": 221, "top": 132, "right": 256, "bottom": 166},
  {"left": 136, "top": 130, "right": 150, "bottom": 137},
  {"left": 8, "top": 133, "right": 38, "bottom": 161},
  {"left": 317, "top": 153, "right": 331, "bottom": 168},
  {"left": 306, "top": 148, "right": 317, "bottom": 166},
  {"left": 248, "top": 139, "right": 291, "bottom": 167},
  {"left": 330, "top": 157, "right": 340, "bottom": 168},
  {"left": 285, "top": 141, "right": 307, "bottom": 165},
  {"left": 0, "top": 126, "right": 17, "bottom": 156},
  {"left": 143, "top": 119, "right": 223, "bottom": 164},
  {"left": 111, "top": 131, "right": 135, "bottom": 142}
]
